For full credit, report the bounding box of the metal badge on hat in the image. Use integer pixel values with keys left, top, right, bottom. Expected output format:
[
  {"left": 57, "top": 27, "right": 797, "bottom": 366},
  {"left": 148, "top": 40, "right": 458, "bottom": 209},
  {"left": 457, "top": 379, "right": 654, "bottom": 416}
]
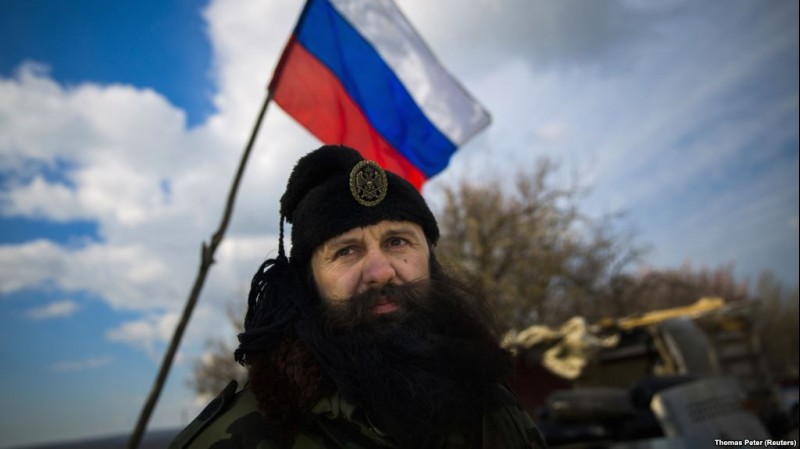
[{"left": 349, "top": 160, "right": 388, "bottom": 206}]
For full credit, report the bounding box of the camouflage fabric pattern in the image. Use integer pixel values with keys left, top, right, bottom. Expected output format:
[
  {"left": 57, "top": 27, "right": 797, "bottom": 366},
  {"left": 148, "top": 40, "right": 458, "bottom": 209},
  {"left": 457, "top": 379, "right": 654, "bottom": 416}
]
[{"left": 169, "top": 381, "right": 546, "bottom": 449}]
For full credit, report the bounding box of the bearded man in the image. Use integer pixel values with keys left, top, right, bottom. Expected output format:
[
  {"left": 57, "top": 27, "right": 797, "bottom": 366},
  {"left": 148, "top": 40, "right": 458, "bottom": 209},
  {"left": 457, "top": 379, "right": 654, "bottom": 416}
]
[{"left": 169, "top": 145, "right": 546, "bottom": 449}]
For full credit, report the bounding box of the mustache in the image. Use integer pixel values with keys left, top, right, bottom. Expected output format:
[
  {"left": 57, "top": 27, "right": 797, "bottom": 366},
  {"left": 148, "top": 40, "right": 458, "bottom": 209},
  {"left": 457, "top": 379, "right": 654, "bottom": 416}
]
[{"left": 320, "top": 280, "right": 432, "bottom": 333}]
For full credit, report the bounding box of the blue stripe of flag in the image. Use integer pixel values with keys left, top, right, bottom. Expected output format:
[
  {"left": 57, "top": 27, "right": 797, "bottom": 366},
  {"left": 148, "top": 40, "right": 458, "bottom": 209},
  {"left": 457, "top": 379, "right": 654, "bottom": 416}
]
[{"left": 294, "top": 0, "right": 457, "bottom": 178}]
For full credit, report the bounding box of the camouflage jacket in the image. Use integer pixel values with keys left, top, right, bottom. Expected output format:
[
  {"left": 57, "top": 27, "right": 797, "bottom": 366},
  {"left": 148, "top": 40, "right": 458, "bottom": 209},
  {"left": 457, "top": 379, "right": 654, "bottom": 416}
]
[{"left": 169, "top": 381, "right": 546, "bottom": 449}]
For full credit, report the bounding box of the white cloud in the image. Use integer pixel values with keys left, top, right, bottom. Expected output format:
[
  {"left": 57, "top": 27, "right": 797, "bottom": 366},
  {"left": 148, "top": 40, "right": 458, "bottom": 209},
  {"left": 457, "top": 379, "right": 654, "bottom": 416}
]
[
  {"left": 398, "top": 0, "right": 659, "bottom": 77},
  {"left": 106, "top": 312, "right": 179, "bottom": 358},
  {"left": 0, "top": 51, "right": 292, "bottom": 315},
  {"left": 0, "top": 240, "right": 176, "bottom": 309},
  {"left": 535, "top": 121, "right": 568, "bottom": 142},
  {"left": 1, "top": 63, "right": 188, "bottom": 168},
  {"left": 52, "top": 356, "right": 113, "bottom": 372},
  {"left": 105, "top": 301, "right": 238, "bottom": 362},
  {"left": 27, "top": 300, "right": 79, "bottom": 320}
]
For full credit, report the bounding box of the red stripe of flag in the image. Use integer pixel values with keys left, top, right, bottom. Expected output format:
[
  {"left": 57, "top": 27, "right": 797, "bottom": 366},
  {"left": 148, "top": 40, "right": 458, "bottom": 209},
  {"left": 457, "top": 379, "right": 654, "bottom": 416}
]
[{"left": 271, "top": 38, "right": 427, "bottom": 189}]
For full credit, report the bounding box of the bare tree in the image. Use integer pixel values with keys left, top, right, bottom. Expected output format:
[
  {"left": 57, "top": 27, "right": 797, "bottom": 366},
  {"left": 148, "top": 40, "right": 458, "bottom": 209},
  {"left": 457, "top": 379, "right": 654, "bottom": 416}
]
[
  {"left": 592, "top": 262, "right": 751, "bottom": 321},
  {"left": 434, "top": 158, "right": 643, "bottom": 330},
  {"left": 187, "top": 301, "right": 248, "bottom": 398},
  {"left": 754, "top": 272, "right": 800, "bottom": 380}
]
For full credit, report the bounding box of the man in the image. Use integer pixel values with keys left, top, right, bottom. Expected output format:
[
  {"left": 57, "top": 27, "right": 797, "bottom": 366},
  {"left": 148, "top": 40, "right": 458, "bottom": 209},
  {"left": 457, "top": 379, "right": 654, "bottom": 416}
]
[{"left": 170, "top": 145, "right": 546, "bottom": 449}]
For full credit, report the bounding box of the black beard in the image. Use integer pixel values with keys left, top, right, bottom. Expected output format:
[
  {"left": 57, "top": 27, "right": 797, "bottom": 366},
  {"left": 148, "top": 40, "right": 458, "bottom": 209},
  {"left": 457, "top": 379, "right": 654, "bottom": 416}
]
[{"left": 296, "top": 266, "right": 513, "bottom": 449}]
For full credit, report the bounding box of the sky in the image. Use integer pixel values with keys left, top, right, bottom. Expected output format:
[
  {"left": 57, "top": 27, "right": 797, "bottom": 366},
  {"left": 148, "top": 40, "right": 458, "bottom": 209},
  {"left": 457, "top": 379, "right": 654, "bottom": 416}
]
[{"left": 0, "top": 0, "right": 797, "bottom": 447}]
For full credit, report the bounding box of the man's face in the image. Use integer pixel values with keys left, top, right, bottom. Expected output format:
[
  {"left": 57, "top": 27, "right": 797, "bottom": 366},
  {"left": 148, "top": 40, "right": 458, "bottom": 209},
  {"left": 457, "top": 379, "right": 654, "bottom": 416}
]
[
  {"left": 305, "top": 221, "right": 510, "bottom": 447},
  {"left": 310, "top": 220, "right": 430, "bottom": 315}
]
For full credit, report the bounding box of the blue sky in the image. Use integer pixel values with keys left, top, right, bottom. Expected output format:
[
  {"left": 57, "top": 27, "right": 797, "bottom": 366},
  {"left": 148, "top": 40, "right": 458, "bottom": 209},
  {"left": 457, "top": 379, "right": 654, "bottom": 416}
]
[{"left": 0, "top": 0, "right": 798, "bottom": 447}]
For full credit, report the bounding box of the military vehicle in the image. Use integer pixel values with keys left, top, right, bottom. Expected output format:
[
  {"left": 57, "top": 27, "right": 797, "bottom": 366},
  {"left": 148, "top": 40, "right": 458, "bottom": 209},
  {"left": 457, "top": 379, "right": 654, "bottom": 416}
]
[{"left": 504, "top": 298, "right": 799, "bottom": 448}]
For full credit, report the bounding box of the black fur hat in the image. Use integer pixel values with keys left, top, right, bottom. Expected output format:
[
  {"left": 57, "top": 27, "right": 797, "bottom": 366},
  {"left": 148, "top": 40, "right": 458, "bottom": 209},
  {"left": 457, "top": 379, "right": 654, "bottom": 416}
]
[{"left": 281, "top": 145, "right": 439, "bottom": 269}]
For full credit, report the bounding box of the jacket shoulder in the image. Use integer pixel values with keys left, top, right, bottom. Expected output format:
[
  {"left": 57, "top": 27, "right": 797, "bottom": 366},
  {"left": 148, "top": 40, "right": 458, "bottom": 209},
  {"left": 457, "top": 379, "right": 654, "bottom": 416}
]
[
  {"left": 168, "top": 380, "right": 283, "bottom": 449},
  {"left": 484, "top": 384, "right": 548, "bottom": 449}
]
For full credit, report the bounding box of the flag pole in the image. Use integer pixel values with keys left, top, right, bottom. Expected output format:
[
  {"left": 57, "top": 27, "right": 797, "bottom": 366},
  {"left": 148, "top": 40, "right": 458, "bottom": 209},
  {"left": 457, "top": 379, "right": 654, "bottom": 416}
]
[{"left": 127, "top": 89, "right": 274, "bottom": 449}]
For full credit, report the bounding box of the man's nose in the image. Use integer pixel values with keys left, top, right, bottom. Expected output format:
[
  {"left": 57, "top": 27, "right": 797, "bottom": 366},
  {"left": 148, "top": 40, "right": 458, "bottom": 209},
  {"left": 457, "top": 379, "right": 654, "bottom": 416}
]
[{"left": 362, "top": 250, "right": 396, "bottom": 287}]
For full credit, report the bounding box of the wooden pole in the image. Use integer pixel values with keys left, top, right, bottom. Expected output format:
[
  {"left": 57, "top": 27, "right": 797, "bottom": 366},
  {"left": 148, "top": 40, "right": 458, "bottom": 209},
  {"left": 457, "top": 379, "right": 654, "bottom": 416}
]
[{"left": 127, "top": 90, "right": 274, "bottom": 449}]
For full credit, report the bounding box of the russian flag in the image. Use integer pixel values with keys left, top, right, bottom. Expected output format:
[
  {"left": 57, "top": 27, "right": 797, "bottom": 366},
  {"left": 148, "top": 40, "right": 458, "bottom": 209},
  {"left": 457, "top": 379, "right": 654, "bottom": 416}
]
[{"left": 269, "top": 0, "right": 491, "bottom": 189}]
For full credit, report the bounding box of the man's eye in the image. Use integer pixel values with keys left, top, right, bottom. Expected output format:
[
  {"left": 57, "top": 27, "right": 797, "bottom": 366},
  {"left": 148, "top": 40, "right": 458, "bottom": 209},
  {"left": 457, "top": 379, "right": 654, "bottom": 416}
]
[
  {"left": 335, "top": 247, "right": 354, "bottom": 258},
  {"left": 388, "top": 237, "right": 408, "bottom": 247}
]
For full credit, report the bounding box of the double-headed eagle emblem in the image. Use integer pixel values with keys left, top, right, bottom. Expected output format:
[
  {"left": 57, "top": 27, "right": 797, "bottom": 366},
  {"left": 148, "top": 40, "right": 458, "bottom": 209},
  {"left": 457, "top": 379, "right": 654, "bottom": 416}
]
[{"left": 349, "top": 160, "right": 387, "bottom": 207}]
